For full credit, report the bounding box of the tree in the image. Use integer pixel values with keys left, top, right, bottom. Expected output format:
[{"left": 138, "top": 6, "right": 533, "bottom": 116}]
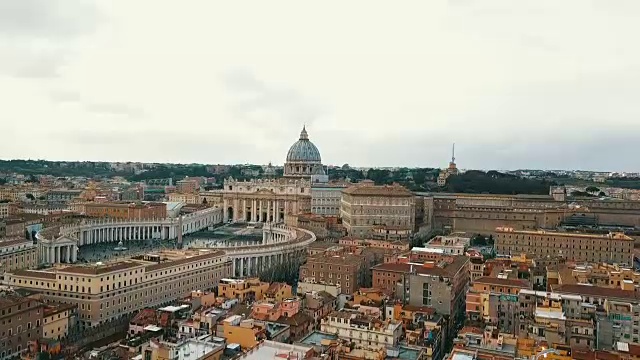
[
  {"left": 598, "top": 191, "right": 607, "bottom": 197},
  {"left": 585, "top": 186, "right": 600, "bottom": 194},
  {"left": 25, "top": 193, "right": 35, "bottom": 201}
]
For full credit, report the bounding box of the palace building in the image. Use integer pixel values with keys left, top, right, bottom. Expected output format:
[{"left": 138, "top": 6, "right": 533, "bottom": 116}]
[{"left": 221, "top": 126, "right": 323, "bottom": 223}]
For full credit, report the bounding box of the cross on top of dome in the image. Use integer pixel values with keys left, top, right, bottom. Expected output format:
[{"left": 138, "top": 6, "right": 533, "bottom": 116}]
[{"left": 299, "top": 125, "right": 309, "bottom": 140}]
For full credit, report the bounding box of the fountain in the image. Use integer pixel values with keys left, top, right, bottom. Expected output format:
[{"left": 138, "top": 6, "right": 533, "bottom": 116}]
[{"left": 113, "top": 240, "right": 128, "bottom": 251}]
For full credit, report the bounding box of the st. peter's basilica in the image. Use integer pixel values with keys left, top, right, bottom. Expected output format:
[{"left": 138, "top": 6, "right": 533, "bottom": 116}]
[{"left": 221, "top": 126, "right": 325, "bottom": 223}]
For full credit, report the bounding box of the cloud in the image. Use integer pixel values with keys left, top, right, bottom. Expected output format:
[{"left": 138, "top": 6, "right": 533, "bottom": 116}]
[
  {"left": 0, "top": 0, "right": 99, "bottom": 38},
  {"left": 221, "top": 68, "right": 329, "bottom": 134},
  {"left": 49, "top": 90, "right": 145, "bottom": 118},
  {"left": 0, "top": 0, "right": 100, "bottom": 79}
]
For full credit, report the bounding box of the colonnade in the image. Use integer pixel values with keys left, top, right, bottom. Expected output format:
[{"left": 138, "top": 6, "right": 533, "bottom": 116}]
[
  {"left": 40, "top": 243, "right": 77, "bottom": 264},
  {"left": 37, "top": 206, "right": 222, "bottom": 264},
  {"left": 78, "top": 225, "right": 172, "bottom": 245},
  {"left": 227, "top": 224, "right": 315, "bottom": 277},
  {"left": 231, "top": 251, "right": 304, "bottom": 277},
  {"left": 223, "top": 198, "right": 297, "bottom": 223}
]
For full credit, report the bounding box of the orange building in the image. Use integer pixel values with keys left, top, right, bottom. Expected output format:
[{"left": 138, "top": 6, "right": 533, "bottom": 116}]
[
  {"left": 176, "top": 178, "right": 199, "bottom": 194},
  {"left": 221, "top": 315, "right": 267, "bottom": 349},
  {"left": 218, "top": 278, "right": 270, "bottom": 303},
  {"left": 83, "top": 201, "right": 167, "bottom": 220},
  {"left": 264, "top": 282, "right": 293, "bottom": 302}
]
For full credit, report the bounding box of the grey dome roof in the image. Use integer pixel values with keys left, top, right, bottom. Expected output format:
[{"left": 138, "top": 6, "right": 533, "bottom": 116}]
[{"left": 286, "top": 126, "right": 321, "bottom": 163}]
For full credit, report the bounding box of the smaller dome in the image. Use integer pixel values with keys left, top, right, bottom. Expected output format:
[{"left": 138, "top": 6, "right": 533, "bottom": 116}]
[{"left": 286, "top": 126, "right": 321, "bottom": 163}]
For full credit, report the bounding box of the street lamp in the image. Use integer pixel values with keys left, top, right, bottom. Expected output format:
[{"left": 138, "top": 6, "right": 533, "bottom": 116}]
[{"left": 534, "top": 348, "right": 559, "bottom": 360}]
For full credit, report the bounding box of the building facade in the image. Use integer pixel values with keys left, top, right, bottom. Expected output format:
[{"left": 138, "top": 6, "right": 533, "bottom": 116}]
[
  {"left": 221, "top": 178, "right": 310, "bottom": 223},
  {"left": 299, "top": 253, "right": 365, "bottom": 295},
  {"left": 0, "top": 291, "right": 44, "bottom": 360},
  {"left": 0, "top": 238, "right": 38, "bottom": 273},
  {"left": 82, "top": 201, "right": 167, "bottom": 220},
  {"left": 341, "top": 181, "right": 415, "bottom": 238},
  {"left": 321, "top": 310, "right": 403, "bottom": 350},
  {"left": 6, "top": 249, "right": 232, "bottom": 328},
  {"left": 495, "top": 227, "right": 634, "bottom": 265},
  {"left": 176, "top": 178, "right": 199, "bottom": 194},
  {"left": 311, "top": 182, "right": 348, "bottom": 216}
]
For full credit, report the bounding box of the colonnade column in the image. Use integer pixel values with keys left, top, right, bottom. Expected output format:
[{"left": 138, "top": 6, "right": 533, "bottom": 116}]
[
  {"left": 223, "top": 199, "right": 229, "bottom": 222},
  {"left": 252, "top": 200, "right": 257, "bottom": 222},
  {"left": 267, "top": 201, "right": 271, "bottom": 223}
]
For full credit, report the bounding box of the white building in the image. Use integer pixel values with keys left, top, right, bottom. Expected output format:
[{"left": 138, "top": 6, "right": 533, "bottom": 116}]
[
  {"left": 423, "top": 234, "right": 470, "bottom": 255},
  {"left": 311, "top": 182, "right": 349, "bottom": 216},
  {"left": 321, "top": 310, "right": 403, "bottom": 350}
]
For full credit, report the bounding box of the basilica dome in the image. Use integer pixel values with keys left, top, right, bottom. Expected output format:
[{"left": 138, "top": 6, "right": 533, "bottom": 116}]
[
  {"left": 286, "top": 126, "right": 322, "bottom": 162},
  {"left": 284, "top": 126, "right": 324, "bottom": 178}
]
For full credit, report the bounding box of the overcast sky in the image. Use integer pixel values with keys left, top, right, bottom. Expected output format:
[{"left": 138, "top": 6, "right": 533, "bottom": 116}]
[{"left": 1, "top": 1, "right": 639, "bottom": 171}]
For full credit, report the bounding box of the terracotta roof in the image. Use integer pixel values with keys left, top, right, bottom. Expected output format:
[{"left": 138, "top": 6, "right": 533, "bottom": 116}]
[
  {"left": 343, "top": 184, "right": 413, "bottom": 197},
  {"left": 266, "top": 282, "right": 289, "bottom": 295},
  {"left": 61, "top": 261, "right": 145, "bottom": 275},
  {"left": 552, "top": 284, "right": 640, "bottom": 301},
  {"left": 276, "top": 312, "right": 313, "bottom": 327},
  {"left": 11, "top": 269, "right": 57, "bottom": 280},
  {"left": 372, "top": 256, "right": 469, "bottom": 278},
  {"left": 402, "top": 305, "right": 435, "bottom": 315},
  {"left": 459, "top": 326, "right": 484, "bottom": 335},
  {"left": 145, "top": 251, "right": 226, "bottom": 272},
  {"left": 0, "top": 238, "right": 32, "bottom": 247},
  {"left": 473, "top": 276, "right": 530, "bottom": 288},
  {"left": 495, "top": 228, "right": 634, "bottom": 241}
]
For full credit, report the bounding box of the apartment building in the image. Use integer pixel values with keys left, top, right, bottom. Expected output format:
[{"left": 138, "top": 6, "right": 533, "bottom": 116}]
[
  {"left": 517, "top": 289, "right": 596, "bottom": 349},
  {"left": 141, "top": 336, "right": 225, "bottom": 360},
  {"left": 0, "top": 202, "right": 17, "bottom": 219},
  {"left": 46, "top": 190, "right": 83, "bottom": 204},
  {"left": 340, "top": 181, "right": 415, "bottom": 238},
  {"left": 495, "top": 227, "right": 634, "bottom": 265},
  {"left": 42, "top": 302, "right": 77, "bottom": 341},
  {"left": 0, "top": 291, "right": 44, "bottom": 360},
  {"left": 299, "top": 252, "right": 365, "bottom": 295},
  {"left": 218, "top": 278, "right": 270, "bottom": 302},
  {"left": 424, "top": 234, "right": 470, "bottom": 255},
  {"left": 176, "top": 178, "right": 199, "bottom": 194},
  {"left": 373, "top": 255, "right": 469, "bottom": 342},
  {"left": 6, "top": 250, "right": 231, "bottom": 328},
  {"left": 0, "top": 238, "right": 38, "bottom": 273},
  {"left": 465, "top": 276, "right": 531, "bottom": 333},
  {"left": 551, "top": 284, "right": 640, "bottom": 346},
  {"left": 551, "top": 263, "right": 640, "bottom": 291},
  {"left": 321, "top": 310, "right": 403, "bottom": 350}
]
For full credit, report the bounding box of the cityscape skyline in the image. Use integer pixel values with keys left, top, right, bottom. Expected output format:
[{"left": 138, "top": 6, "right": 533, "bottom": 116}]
[{"left": 1, "top": 1, "right": 640, "bottom": 172}]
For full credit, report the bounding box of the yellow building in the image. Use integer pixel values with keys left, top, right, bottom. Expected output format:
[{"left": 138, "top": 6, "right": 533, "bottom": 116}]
[
  {"left": 340, "top": 181, "right": 415, "bottom": 238},
  {"left": 42, "top": 303, "right": 76, "bottom": 340},
  {"left": 0, "top": 238, "right": 38, "bottom": 273},
  {"left": 218, "top": 278, "right": 270, "bottom": 303},
  {"left": 263, "top": 282, "right": 293, "bottom": 303},
  {"left": 167, "top": 192, "right": 200, "bottom": 204},
  {"left": 7, "top": 249, "right": 232, "bottom": 329},
  {"left": 495, "top": 227, "right": 634, "bottom": 265},
  {"left": 221, "top": 315, "right": 267, "bottom": 349}
]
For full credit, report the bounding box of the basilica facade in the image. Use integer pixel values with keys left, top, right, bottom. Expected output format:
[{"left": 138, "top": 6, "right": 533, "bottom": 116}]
[{"left": 222, "top": 126, "right": 323, "bottom": 223}]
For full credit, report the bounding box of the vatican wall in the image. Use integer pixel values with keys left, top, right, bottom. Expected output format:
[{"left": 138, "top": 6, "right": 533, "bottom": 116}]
[{"left": 422, "top": 193, "right": 640, "bottom": 235}]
